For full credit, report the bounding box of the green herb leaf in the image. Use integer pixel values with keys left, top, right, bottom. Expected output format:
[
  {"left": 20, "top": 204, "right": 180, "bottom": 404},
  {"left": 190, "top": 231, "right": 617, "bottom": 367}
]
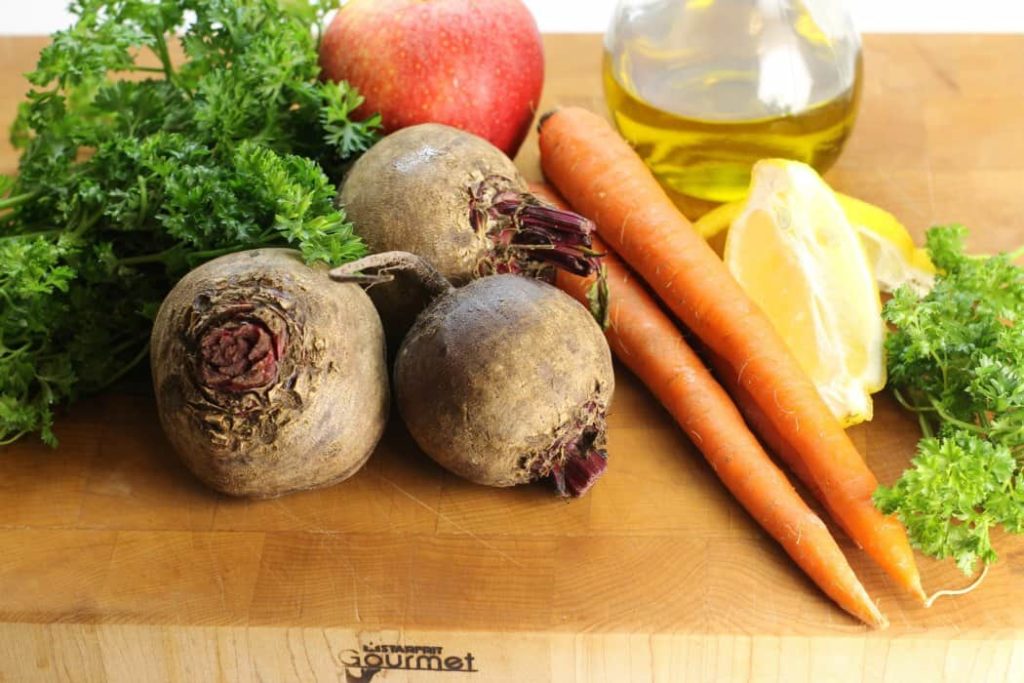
[{"left": 319, "top": 80, "right": 383, "bottom": 159}]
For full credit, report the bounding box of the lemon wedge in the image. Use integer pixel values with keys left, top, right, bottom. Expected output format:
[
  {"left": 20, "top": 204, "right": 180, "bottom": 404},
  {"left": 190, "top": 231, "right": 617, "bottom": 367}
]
[
  {"left": 722, "top": 159, "right": 886, "bottom": 426},
  {"left": 697, "top": 187, "right": 936, "bottom": 294},
  {"left": 836, "top": 193, "right": 935, "bottom": 295}
]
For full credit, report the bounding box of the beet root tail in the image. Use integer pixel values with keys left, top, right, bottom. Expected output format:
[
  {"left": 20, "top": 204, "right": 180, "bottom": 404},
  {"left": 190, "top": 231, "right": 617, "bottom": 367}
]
[{"left": 552, "top": 447, "right": 607, "bottom": 498}]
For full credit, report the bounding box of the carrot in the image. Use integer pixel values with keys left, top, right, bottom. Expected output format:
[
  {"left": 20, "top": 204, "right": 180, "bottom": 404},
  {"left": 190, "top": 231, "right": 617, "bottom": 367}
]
[
  {"left": 537, "top": 108, "right": 926, "bottom": 604},
  {"left": 704, "top": 343, "right": 853, "bottom": 539},
  {"left": 548, "top": 233, "right": 886, "bottom": 627},
  {"left": 534, "top": 179, "right": 844, "bottom": 528},
  {"left": 533, "top": 184, "right": 860, "bottom": 560}
]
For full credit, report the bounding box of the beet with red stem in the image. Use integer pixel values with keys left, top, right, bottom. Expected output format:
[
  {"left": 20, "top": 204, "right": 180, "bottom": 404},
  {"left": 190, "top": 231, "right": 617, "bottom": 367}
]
[
  {"left": 341, "top": 123, "right": 601, "bottom": 283},
  {"left": 337, "top": 124, "right": 606, "bottom": 349}
]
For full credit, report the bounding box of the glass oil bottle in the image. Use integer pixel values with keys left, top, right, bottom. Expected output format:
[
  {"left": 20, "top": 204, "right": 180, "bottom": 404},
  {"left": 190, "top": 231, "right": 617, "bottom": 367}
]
[{"left": 604, "top": 0, "right": 863, "bottom": 202}]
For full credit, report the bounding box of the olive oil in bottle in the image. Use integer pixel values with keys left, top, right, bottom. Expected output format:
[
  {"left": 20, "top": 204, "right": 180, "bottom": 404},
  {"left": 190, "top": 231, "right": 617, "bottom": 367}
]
[{"left": 603, "top": 0, "right": 863, "bottom": 203}]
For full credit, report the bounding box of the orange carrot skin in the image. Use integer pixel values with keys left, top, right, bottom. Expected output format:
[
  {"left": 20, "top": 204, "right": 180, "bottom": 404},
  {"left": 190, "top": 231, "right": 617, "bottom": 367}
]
[
  {"left": 703, "top": 344, "right": 858, "bottom": 543},
  {"left": 552, "top": 234, "right": 886, "bottom": 628},
  {"left": 538, "top": 108, "right": 925, "bottom": 604}
]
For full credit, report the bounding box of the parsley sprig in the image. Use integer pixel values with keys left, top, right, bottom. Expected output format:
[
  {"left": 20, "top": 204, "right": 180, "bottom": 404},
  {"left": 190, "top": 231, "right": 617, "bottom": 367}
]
[
  {"left": 875, "top": 226, "right": 1024, "bottom": 574},
  {"left": 0, "top": 0, "right": 380, "bottom": 446}
]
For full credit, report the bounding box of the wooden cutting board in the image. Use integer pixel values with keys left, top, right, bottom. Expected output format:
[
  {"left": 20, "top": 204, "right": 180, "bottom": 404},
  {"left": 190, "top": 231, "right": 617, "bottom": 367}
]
[{"left": 2, "top": 34, "right": 1023, "bottom": 682}]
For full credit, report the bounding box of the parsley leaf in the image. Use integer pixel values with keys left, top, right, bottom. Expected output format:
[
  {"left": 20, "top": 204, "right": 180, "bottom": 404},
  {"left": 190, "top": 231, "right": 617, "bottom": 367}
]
[
  {"left": 875, "top": 225, "right": 1024, "bottom": 573},
  {"left": 1, "top": 0, "right": 380, "bottom": 445}
]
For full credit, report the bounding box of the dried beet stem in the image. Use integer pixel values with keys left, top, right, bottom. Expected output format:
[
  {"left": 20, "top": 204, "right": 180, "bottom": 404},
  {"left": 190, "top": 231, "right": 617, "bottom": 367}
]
[
  {"left": 556, "top": 448, "right": 608, "bottom": 498},
  {"left": 329, "top": 251, "right": 453, "bottom": 298},
  {"left": 527, "top": 395, "right": 609, "bottom": 497},
  {"left": 470, "top": 179, "right": 602, "bottom": 279},
  {"left": 330, "top": 251, "right": 455, "bottom": 353}
]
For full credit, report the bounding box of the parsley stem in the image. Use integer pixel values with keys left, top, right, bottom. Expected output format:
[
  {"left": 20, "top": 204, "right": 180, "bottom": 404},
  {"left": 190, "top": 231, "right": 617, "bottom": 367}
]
[
  {"left": 97, "top": 341, "right": 151, "bottom": 391},
  {"left": 918, "top": 413, "right": 933, "bottom": 438},
  {"left": 109, "top": 336, "right": 143, "bottom": 357},
  {"left": 0, "top": 342, "right": 31, "bottom": 359},
  {"left": 118, "top": 246, "right": 180, "bottom": 267},
  {"left": 893, "top": 388, "right": 937, "bottom": 437},
  {"left": 0, "top": 228, "right": 63, "bottom": 243},
  {"left": 0, "top": 192, "right": 36, "bottom": 211},
  {"left": 185, "top": 243, "right": 269, "bottom": 266},
  {"left": 892, "top": 387, "right": 931, "bottom": 413},
  {"left": 929, "top": 396, "right": 985, "bottom": 434},
  {"left": 118, "top": 240, "right": 270, "bottom": 268},
  {"left": 0, "top": 429, "right": 30, "bottom": 446},
  {"left": 1009, "top": 245, "right": 1024, "bottom": 263},
  {"left": 151, "top": 33, "right": 176, "bottom": 83}
]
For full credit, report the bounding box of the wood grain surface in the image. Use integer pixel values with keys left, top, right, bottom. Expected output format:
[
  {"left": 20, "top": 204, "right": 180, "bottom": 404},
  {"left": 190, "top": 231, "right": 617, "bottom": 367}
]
[{"left": 2, "top": 34, "right": 1024, "bottom": 682}]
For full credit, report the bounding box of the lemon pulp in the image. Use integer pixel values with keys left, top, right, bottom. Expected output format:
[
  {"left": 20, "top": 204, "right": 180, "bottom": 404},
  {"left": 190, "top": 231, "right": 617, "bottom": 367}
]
[{"left": 721, "top": 160, "right": 886, "bottom": 426}]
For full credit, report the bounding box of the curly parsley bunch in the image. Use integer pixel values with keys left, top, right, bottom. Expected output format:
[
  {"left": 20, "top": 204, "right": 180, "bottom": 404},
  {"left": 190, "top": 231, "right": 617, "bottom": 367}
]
[
  {"left": 875, "top": 226, "right": 1024, "bottom": 574},
  {"left": 0, "top": 0, "right": 379, "bottom": 445}
]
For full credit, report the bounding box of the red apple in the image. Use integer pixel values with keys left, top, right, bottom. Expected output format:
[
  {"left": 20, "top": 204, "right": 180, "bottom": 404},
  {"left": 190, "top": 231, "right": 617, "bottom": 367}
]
[{"left": 319, "top": 0, "right": 544, "bottom": 159}]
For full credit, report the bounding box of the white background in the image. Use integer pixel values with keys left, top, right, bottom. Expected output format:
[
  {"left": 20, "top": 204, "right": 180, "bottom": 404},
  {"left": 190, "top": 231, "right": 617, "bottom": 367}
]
[{"left": 2, "top": 0, "right": 1023, "bottom": 35}]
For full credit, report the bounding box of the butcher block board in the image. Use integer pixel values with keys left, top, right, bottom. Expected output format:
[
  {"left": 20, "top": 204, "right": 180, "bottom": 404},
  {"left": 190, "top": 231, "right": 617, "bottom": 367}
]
[{"left": 2, "top": 34, "right": 1024, "bottom": 683}]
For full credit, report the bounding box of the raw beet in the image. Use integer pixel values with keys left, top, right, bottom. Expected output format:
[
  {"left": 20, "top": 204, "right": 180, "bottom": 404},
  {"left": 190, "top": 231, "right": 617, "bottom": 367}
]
[
  {"left": 393, "top": 273, "right": 615, "bottom": 497},
  {"left": 151, "top": 249, "right": 389, "bottom": 498}
]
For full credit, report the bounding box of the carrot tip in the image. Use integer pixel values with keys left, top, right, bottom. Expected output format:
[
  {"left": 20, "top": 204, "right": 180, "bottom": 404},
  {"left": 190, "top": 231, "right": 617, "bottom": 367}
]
[{"left": 909, "top": 578, "right": 928, "bottom": 606}]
